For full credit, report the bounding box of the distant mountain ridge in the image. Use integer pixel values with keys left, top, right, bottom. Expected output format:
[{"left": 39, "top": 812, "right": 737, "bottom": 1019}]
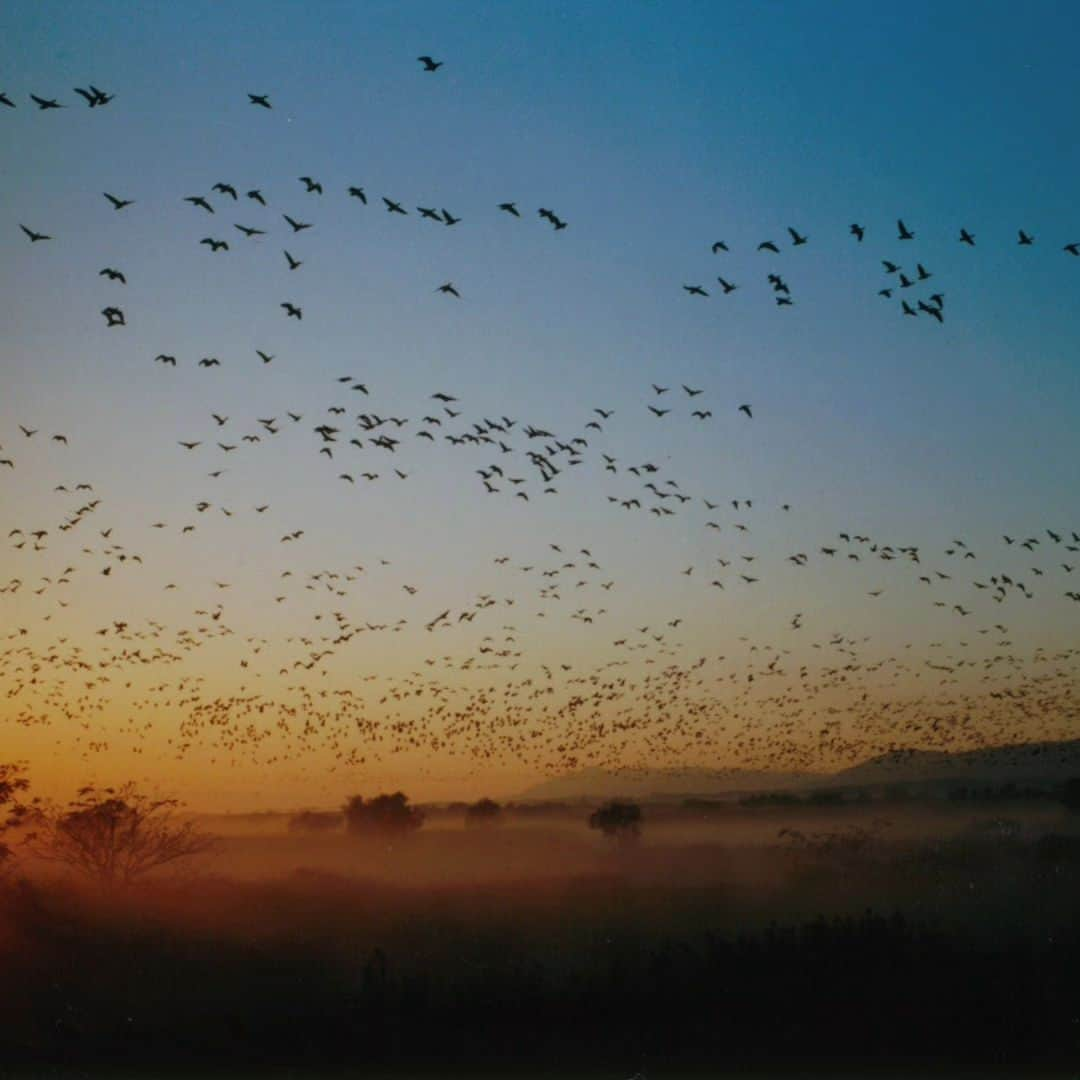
[
  {"left": 514, "top": 765, "right": 818, "bottom": 801},
  {"left": 515, "top": 739, "right": 1080, "bottom": 801}
]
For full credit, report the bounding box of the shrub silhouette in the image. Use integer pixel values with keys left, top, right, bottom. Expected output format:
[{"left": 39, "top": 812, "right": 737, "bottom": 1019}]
[
  {"left": 343, "top": 792, "right": 424, "bottom": 837},
  {"left": 1063, "top": 777, "right": 1080, "bottom": 812},
  {"left": 588, "top": 800, "right": 642, "bottom": 844},
  {"left": 27, "top": 782, "right": 217, "bottom": 886}
]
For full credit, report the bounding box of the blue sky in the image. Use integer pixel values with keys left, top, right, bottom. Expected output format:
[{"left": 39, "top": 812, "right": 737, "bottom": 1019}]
[{"left": 2, "top": 1, "right": 1079, "bottom": 806}]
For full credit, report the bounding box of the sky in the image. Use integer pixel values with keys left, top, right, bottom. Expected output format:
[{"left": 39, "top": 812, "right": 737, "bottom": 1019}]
[{"left": 1, "top": 0, "right": 1079, "bottom": 811}]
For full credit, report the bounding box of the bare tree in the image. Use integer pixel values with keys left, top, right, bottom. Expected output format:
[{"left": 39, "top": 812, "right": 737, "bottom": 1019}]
[{"left": 28, "top": 782, "right": 217, "bottom": 886}]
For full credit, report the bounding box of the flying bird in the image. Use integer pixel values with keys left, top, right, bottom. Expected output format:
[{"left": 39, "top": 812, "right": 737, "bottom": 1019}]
[
  {"left": 738, "top": 404, "right": 753, "bottom": 418},
  {"left": 418, "top": 56, "right": 443, "bottom": 71},
  {"left": 20, "top": 225, "right": 51, "bottom": 242},
  {"left": 283, "top": 214, "right": 312, "bottom": 232},
  {"left": 248, "top": 93, "right": 272, "bottom": 108}
]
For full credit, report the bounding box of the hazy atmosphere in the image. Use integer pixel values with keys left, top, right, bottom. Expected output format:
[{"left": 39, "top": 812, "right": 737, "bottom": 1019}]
[{"left": 2, "top": 2, "right": 1080, "bottom": 1076}]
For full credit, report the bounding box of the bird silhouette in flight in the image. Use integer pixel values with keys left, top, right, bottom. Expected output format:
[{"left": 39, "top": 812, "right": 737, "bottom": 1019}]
[
  {"left": 897, "top": 219, "right": 915, "bottom": 240},
  {"left": 281, "top": 302, "right": 302, "bottom": 319},
  {"left": 185, "top": 195, "right": 214, "bottom": 213},
  {"left": 256, "top": 350, "right": 274, "bottom": 364},
  {"left": 1018, "top": 229, "right": 1034, "bottom": 246},
  {"left": 99, "top": 267, "right": 126, "bottom": 283},
  {"left": 300, "top": 176, "right": 323, "bottom": 194},
  {"left": 200, "top": 237, "right": 228, "bottom": 252},
  {"left": 683, "top": 284, "right": 708, "bottom": 296},
  {"left": 104, "top": 193, "right": 134, "bottom": 210},
  {"left": 348, "top": 186, "right": 367, "bottom": 203},
  {"left": 692, "top": 410, "right": 712, "bottom": 419},
  {"left": 499, "top": 202, "right": 520, "bottom": 216},
  {"left": 850, "top": 223, "right": 865, "bottom": 242},
  {"left": 383, "top": 198, "right": 407, "bottom": 215},
  {"left": 787, "top": 227, "right": 808, "bottom": 246},
  {"left": 711, "top": 240, "right": 729, "bottom": 253},
  {"left": 738, "top": 404, "right": 753, "bottom": 418},
  {"left": 1064, "top": 243, "right": 1080, "bottom": 256},
  {"left": 154, "top": 354, "right": 177, "bottom": 366},
  {"left": 235, "top": 224, "right": 265, "bottom": 237},
  {"left": 442, "top": 209, "right": 461, "bottom": 225},
  {"left": 418, "top": 206, "right": 441, "bottom": 220},
  {"left": 248, "top": 93, "right": 271, "bottom": 108},
  {"left": 213, "top": 182, "right": 238, "bottom": 199},
  {"left": 959, "top": 228, "right": 976, "bottom": 246},
  {"left": 247, "top": 189, "right": 266, "bottom": 205},
  {"left": 20, "top": 225, "right": 51, "bottom": 242},
  {"left": 30, "top": 94, "right": 63, "bottom": 109},
  {"left": 101, "top": 307, "right": 125, "bottom": 327},
  {"left": 284, "top": 250, "right": 302, "bottom": 270},
  {"left": 418, "top": 56, "right": 443, "bottom": 71},
  {"left": 283, "top": 214, "right": 312, "bottom": 232},
  {"left": 683, "top": 385, "right": 702, "bottom": 396},
  {"left": 757, "top": 241, "right": 779, "bottom": 253},
  {"left": 437, "top": 282, "right": 460, "bottom": 298},
  {"left": 198, "top": 357, "right": 221, "bottom": 367},
  {"left": 648, "top": 406, "right": 670, "bottom": 418},
  {"left": 74, "top": 85, "right": 112, "bottom": 107}
]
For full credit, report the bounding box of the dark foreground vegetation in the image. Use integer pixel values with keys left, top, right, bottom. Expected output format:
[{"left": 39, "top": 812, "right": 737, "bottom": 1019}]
[{"left": 2, "top": 798, "right": 1080, "bottom": 1076}]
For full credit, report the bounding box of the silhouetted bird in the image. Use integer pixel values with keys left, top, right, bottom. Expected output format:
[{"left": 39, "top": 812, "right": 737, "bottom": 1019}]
[
  {"left": 20, "top": 225, "right": 51, "bottom": 242},
  {"left": 30, "top": 94, "right": 63, "bottom": 109},
  {"left": 897, "top": 219, "right": 915, "bottom": 240},
  {"left": 248, "top": 93, "right": 272, "bottom": 108},
  {"left": 850, "top": 223, "right": 865, "bottom": 242},
  {"left": 418, "top": 56, "right": 443, "bottom": 71},
  {"left": 99, "top": 267, "right": 126, "bottom": 283}
]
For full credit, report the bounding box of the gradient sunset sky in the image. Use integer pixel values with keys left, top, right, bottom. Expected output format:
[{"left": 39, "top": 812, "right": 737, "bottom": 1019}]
[{"left": 2, "top": 1, "right": 1079, "bottom": 810}]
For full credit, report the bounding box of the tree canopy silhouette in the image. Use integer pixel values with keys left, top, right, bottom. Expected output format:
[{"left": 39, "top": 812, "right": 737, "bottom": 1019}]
[
  {"left": 343, "top": 792, "right": 424, "bottom": 837},
  {"left": 0, "top": 762, "right": 31, "bottom": 874},
  {"left": 464, "top": 797, "right": 503, "bottom": 827},
  {"left": 28, "top": 782, "right": 217, "bottom": 886},
  {"left": 588, "top": 800, "right": 642, "bottom": 845}
]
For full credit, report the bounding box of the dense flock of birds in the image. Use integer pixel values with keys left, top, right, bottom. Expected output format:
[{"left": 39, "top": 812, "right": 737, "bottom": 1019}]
[{"left": 3, "top": 67, "right": 1079, "bottom": 795}]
